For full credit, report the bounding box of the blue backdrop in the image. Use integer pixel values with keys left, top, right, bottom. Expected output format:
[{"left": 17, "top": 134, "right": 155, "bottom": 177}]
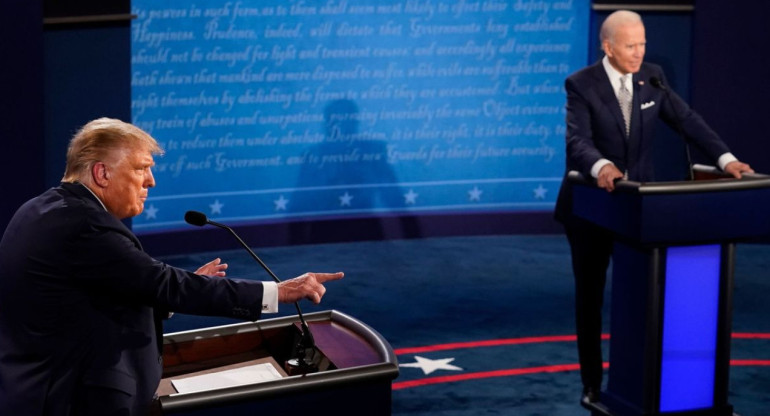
[{"left": 130, "top": 0, "right": 590, "bottom": 234}]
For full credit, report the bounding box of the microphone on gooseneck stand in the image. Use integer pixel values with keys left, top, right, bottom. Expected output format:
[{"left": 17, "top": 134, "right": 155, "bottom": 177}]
[
  {"left": 184, "top": 210, "right": 319, "bottom": 375},
  {"left": 650, "top": 76, "right": 695, "bottom": 181}
]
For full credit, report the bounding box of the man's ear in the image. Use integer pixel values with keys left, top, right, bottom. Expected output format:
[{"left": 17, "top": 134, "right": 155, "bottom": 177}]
[
  {"left": 92, "top": 162, "right": 110, "bottom": 187},
  {"left": 602, "top": 40, "right": 613, "bottom": 58}
]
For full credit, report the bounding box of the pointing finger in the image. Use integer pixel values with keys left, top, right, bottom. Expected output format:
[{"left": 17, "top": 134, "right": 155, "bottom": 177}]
[{"left": 311, "top": 272, "right": 344, "bottom": 283}]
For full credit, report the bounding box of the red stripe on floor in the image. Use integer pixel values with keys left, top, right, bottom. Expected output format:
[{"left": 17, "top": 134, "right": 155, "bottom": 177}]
[
  {"left": 392, "top": 363, "right": 583, "bottom": 390},
  {"left": 394, "top": 361, "right": 770, "bottom": 390},
  {"left": 394, "top": 334, "right": 611, "bottom": 355},
  {"left": 392, "top": 334, "right": 770, "bottom": 390},
  {"left": 731, "top": 359, "right": 770, "bottom": 366},
  {"left": 394, "top": 332, "right": 769, "bottom": 355}
]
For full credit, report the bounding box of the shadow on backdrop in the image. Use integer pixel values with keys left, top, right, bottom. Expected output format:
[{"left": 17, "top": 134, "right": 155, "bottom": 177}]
[{"left": 289, "top": 99, "right": 421, "bottom": 244}]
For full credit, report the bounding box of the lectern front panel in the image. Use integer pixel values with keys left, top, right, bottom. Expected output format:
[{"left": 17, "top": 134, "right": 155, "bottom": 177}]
[{"left": 659, "top": 244, "right": 721, "bottom": 411}]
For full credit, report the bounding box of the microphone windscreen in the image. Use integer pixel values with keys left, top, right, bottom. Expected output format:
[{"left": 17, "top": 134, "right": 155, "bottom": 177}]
[
  {"left": 184, "top": 210, "right": 208, "bottom": 226},
  {"left": 650, "top": 76, "right": 665, "bottom": 89}
]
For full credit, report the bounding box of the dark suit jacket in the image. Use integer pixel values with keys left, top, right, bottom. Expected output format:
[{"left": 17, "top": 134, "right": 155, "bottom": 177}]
[
  {"left": 554, "top": 60, "right": 731, "bottom": 222},
  {"left": 0, "top": 182, "right": 266, "bottom": 415}
]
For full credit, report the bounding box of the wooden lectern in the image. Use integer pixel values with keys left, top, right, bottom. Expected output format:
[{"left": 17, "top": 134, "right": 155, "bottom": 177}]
[
  {"left": 153, "top": 310, "right": 399, "bottom": 415},
  {"left": 568, "top": 169, "right": 770, "bottom": 416}
]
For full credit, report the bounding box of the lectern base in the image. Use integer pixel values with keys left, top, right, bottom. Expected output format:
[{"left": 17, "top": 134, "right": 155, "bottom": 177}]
[
  {"left": 581, "top": 400, "right": 610, "bottom": 416},
  {"left": 582, "top": 400, "right": 739, "bottom": 416}
]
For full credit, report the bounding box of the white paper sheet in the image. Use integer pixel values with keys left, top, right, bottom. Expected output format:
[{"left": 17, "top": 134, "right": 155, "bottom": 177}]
[{"left": 171, "top": 362, "right": 284, "bottom": 395}]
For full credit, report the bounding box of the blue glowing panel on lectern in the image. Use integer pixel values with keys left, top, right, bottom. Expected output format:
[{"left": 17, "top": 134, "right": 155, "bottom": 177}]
[
  {"left": 659, "top": 244, "right": 721, "bottom": 412},
  {"left": 130, "top": 0, "right": 590, "bottom": 233}
]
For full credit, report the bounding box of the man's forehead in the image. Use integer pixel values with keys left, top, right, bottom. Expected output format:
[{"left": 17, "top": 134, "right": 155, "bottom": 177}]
[
  {"left": 616, "top": 22, "right": 644, "bottom": 35},
  {"left": 116, "top": 145, "right": 154, "bottom": 163},
  {"left": 134, "top": 151, "right": 155, "bottom": 165}
]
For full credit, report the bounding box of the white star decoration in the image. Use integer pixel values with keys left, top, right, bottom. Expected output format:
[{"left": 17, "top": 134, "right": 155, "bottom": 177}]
[
  {"left": 144, "top": 204, "right": 158, "bottom": 219},
  {"left": 468, "top": 186, "right": 483, "bottom": 202},
  {"left": 400, "top": 356, "right": 463, "bottom": 375},
  {"left": 209, "top": 199, "right": 224, "bottom": 215},
  {"left": 141, "top": 182, "right": 552, "bottom": 220},
  {"left": 339, "top": 192, "right": 353, "bottom": 207},
  {"left": 274, "top": 195, "right": 289, "bottom": 211},
  {"left": 404, "top": 189, "right": 419, "bottom": 205}
]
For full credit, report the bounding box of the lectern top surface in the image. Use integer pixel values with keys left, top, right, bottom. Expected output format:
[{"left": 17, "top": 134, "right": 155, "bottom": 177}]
[{"left": 567, "top": 170, "right": 770, "bottom": 195}]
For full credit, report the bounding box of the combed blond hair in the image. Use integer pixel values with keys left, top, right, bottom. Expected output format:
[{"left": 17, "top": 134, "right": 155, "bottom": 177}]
[{"left": 62, "top": 118, "right": 163, "bottom": 183}]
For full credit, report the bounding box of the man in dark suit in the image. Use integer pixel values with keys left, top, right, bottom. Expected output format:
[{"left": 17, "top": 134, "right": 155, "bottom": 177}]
[
  {"left": 0, "top": 118, "right": 344, "bottom": 415},
  {"left": 553, "top": 10, "right": 753, "bottom": 406}
]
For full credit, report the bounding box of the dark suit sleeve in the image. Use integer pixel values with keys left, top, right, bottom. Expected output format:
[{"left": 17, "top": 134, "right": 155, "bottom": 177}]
[
  {"left": 565, "top": 76, "right": 605, "bottom": 176},
  {"left": 68, "top": 211, "right": 265, "bottom": 321},
  {"left": 654, "top": 70, "right": 731, "bottom": 161}
]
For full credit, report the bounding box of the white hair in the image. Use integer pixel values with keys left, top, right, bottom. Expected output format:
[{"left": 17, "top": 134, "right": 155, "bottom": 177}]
[{"left": 600, "top": 10, "right": 643, "bottom": 45}]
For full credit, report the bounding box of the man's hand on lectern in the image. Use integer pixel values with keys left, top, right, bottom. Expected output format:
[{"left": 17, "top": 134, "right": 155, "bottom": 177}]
[{"left": 724, "top": 160, "right": 754, "bottom": 179}]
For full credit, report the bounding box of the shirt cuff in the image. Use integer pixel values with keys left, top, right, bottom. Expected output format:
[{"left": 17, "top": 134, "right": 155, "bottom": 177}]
[
  {"left": 717, "top": 153, "right": 737, "bottom": 171},
  {"left": 261, "top": 281, "right": 278, "bottom": 313},
  {"left": 591, "top": 159, "right": 614, "bottom": 178}
]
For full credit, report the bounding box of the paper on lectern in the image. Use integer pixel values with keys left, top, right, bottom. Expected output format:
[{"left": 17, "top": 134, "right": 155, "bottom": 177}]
[{"left": 171, "top": 362, "right": 284, "bottom": 395}]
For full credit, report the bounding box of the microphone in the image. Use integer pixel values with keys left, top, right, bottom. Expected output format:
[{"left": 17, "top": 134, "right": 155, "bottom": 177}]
[
  {"left": 649, "top": 76, "right": 666, "bottom": 91},
  {"left": 649, "top": 76, "right": 694, "bottom": 181},
  {"left": 184, "top": 210, "right": 319, "bottom": 374}
]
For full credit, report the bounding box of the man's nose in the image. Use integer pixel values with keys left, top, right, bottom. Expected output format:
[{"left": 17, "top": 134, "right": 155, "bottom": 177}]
[{"left": 145, "top": 168, "right": 156, "bottom": 188}]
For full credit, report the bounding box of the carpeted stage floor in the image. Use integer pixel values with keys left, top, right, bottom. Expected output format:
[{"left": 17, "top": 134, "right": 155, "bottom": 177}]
[{"left": 158, "top": 235, "right": 770, "bottom": 415}]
